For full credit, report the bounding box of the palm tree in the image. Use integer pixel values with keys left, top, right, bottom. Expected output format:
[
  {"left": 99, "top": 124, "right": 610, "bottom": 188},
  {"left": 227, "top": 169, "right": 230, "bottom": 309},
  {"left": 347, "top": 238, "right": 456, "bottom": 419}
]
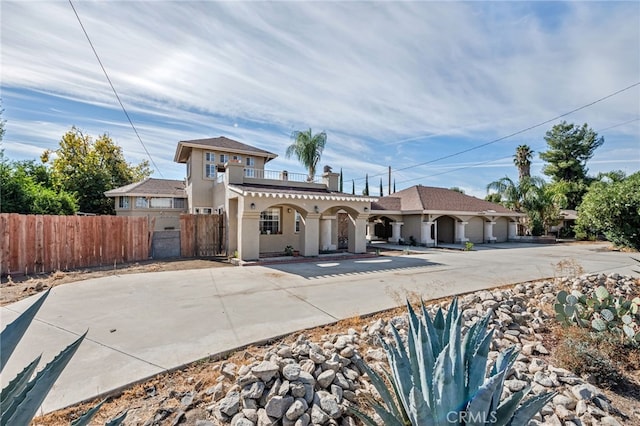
[
  {"left": 486, "top": 175, "right": 556, "bottom": 235},
  {"left": 514, "top": 145, "right": 533, "bottom": 182},
  {"left": 285, "top": 129, "right": 327, "bottom": 181}
]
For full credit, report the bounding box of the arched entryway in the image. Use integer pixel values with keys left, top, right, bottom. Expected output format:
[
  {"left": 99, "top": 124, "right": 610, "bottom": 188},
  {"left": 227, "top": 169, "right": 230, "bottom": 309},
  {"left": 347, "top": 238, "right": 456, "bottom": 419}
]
[{"left": 436, "top": 215, "right": 455, "bottom": 244}]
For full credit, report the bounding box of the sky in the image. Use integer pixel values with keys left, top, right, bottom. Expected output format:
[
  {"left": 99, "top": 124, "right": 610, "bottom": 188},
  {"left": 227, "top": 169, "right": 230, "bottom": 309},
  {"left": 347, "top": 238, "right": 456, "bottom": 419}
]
[{"left": 2, "top": 0, "right": 639, "bottom": 198}]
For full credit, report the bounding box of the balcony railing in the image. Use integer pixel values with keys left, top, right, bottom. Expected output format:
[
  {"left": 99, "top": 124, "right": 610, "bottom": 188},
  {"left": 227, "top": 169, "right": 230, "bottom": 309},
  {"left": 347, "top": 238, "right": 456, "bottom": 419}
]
[{"left": 244, "top": 168, "right": 320, "bottom": 184}]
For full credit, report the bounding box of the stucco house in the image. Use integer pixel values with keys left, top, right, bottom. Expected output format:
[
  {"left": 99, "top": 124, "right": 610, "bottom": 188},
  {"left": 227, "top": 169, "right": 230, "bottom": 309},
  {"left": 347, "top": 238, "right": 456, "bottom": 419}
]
[
  {"left": 172, "top": 136, "right": 377, "bottom": 261},
  {"left": 369, "top": 185, "right": 525, "bottom": 246},
  {"left": 104, "top": 178, "right": 188, "bottom": 231}
]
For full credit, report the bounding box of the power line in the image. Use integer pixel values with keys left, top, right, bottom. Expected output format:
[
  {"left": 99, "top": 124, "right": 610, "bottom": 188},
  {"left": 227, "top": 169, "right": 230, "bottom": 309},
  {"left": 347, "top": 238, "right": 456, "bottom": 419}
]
[
  {"left": 68, "top": 0, "right": 163, "bottom": 177},
  {"left": 356, "top": 82, "right": 640, "bottom": 182},
  {"left": 395, "top": 116, "right": 640, "bottom": 186}
]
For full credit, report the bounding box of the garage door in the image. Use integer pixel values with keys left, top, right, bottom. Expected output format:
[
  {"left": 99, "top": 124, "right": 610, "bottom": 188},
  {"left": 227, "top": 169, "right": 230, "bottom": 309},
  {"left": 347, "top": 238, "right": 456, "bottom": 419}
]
[
  {"left": 494, "top": 217, "right": 509, "bottom": 242},
  {"left": 466, "top": 217, "right": 485, "bottom": 243}
]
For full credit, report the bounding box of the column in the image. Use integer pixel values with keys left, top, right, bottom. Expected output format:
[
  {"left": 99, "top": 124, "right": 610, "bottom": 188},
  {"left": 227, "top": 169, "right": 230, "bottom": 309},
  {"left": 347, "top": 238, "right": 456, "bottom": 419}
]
[
  {"left": 390, "top": 221, "right": 403, "bottom": 243},
  {"left": 366, "top": 222, "right": 372, "bottom": 241},
  {"left": 348, "top": 217, "right": 368, "bottom": 253},
  {"left": 508, "top": 221, "right": 518, "bottom": 239},
  {"left": 421, "top": 222, "right": 435, "bottom": 246},
  {"left": 484, "top": 221, "right": 496, "bottom": 243},
  {"left": 302, "top": 213, "right": 320, "bottom": 256},
  {"left": 320, "top": 217, "right": 334, "bottom": 251},
  {"left": 455, "top": 221, "right": 469, "bottom": 243},
  {"left": 239, "top": 211, "right": 260, "bottom": 261}
]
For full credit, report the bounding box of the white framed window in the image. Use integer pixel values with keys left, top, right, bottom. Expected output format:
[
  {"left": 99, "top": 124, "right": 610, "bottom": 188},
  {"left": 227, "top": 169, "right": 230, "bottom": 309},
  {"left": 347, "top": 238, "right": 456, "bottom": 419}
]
[
  {"left": 204, "top": 151, "right": 216, "bottom": 178},
  {"left": 219, "top": 154, "right": 229, "bottom": 164},
  {"left": 246, "top": 157, "right": 255, "bottom": 167},
  {"left": 232, "top": 155, "right": 242, "bottom": 162},
  {"left": 205, "top": 164, "right": 216, "bottom": 178},
  {"left": 135, "top": 197, "right": 148, "bottom": 208},
  {"left": 260, "top": 207, "right": 281, "bottom": 234},
  {"left": 149, "top": 197, "right": 171, "bottom": 208},
  {"left": 173, "top": 198, "right": 186, "bottom": 209},
  {"left": 295, "top": 211, "right": 301, "bottom": 233},
  {"left": 186, "top": 161, "right": 191, "bottom": 178},
  {"left": 118, "top": 196, "right": 130, "bottom": 209}
]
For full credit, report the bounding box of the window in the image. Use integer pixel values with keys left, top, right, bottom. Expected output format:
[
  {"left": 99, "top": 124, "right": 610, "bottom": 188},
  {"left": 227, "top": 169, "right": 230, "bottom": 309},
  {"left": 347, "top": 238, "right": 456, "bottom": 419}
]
[
  {"left": 295, "top": 211, "right": 301, "bottom": 233},
  {"left": 205, "top": 164, "right": 216, "bottom": 178},
  {"left": 135, "top": 197, "right": 148, "bottom": 208},
  {"left": 260, "top": 207, "right": 281, "bottom": 234},
  {"left": 173, "top": 198, "right": 186, "bottom": 209},
  {"left": 219, "top": 154, "right": 229, "bottom": 164},
  {"left": 118, "top": 197, "right": 130, "bottom": 209},
  {"left": 232, "top": 155, "right": 242, "bottom": 162},
  {"left": 246, "top": 157, "right": 255, "bottom": 167},
  {"left": 186, "top": 161, "right": 191, "bottom": 178},
  {"left": 149, "top": 197, "right": 171, "bottom": 208},
  {"left": 204, "top": 151, "right": 216, "bottom": 178},
  {"left": 245, "top": 157, "right": 256, "bottom": 177}
]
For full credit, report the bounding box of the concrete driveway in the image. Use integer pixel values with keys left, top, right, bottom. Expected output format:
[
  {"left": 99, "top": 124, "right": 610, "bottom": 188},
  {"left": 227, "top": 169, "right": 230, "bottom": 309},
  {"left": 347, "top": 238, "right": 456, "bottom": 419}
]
[{"left": 1, "top": 242, "right": 637, "bottom": 413}]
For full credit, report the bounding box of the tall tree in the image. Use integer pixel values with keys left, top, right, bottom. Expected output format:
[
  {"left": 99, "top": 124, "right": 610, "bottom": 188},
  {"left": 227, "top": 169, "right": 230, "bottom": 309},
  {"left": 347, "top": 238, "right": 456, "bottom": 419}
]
[
  {"left": 513, "top": 145, "right": 533, "bottom": 181},
  {"left": 449, "top": 187, "right": 465, "bottom": 194},
  {"left": 393, "top": 179, "right": 396, "bottom": 193},
  {"left": 352, "top": 179, "right": 355, "bottom": 195},
  {"left": 339, "top": 168, "right": 343, "bottom": 192},
  {"left": 363, "top": 174, "right": 369, "bottom": 196},
  {"left": 43, "top": 127, "right": 151, "bottom": 214},
  {"left": 285, "top": 128, "right": 327, "bottom": 181},
  {"left": 540, "top": 122, "right": 603, "bottom": 182},
  {"left": 379, "top": 178, "right": 383, "bottom": 197}
]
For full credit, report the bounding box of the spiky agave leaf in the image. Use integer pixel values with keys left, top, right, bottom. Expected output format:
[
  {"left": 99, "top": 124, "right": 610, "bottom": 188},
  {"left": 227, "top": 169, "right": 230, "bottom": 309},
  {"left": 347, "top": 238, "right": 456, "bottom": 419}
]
[
  {"left": 381, "top": 328, "right": 413, "bottom": 417},
  {"left": 489, "top": 346, "right": 519, "bottom": 416},
  {"left": 508, "top": 390, "right": 556, "bottom": 426},
  {"left": 465, "top": 369, "right": 508, "bottom": 426},
  {"left": 71, "top": 399, "right": 105, "bottom": 426},
  {"left": 492, "top": 387, "right": 531, "bottom": 426},
  {"left": 466, "top": 328, "right": 494, "bottom": 402},
  {"left": 1, "top": 331, "right": 87, "bottom": 426},
  {"left": 432, "top": 344, "right": 458, "bottom": 426},
  {"left": 353, "top": 358, "right": 407, "bottom": 423},
  {"left": 105, "top": 410, "right": 128, "bottom": 426},
  {"left": 0, "top": 355, "right": 41, "bottom": 408},
  {"left": 0, "top": 289, "right": 50, "bottom": 372}
]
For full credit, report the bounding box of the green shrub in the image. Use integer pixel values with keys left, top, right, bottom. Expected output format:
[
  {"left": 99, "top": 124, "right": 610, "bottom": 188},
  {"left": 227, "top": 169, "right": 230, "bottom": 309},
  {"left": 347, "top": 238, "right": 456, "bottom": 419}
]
[{"left": 352, "top": 299, "right": 554, "bottom": 425}]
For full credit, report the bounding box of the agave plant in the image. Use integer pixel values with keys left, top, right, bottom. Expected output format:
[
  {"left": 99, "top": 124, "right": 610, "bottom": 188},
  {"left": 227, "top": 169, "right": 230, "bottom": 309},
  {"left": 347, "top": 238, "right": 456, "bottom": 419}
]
[
  {"left": 352, "top": 298, "right": 555, "bottom": 426},
  {"left": 0, "top": 289, "right": 126, "bottom": 426}
]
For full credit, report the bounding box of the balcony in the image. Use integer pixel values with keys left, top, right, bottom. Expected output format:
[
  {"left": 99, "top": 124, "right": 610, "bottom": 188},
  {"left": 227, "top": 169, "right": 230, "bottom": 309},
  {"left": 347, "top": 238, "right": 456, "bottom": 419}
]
[{"left": 243, "top": 168, "right": 320, "bottom": 184}]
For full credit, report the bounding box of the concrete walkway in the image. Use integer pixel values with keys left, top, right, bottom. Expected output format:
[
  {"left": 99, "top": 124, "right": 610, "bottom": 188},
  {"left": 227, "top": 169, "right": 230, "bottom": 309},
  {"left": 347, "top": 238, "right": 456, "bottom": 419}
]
[{"left": 1, "top": 242, "right": 637, "bottom": 413}]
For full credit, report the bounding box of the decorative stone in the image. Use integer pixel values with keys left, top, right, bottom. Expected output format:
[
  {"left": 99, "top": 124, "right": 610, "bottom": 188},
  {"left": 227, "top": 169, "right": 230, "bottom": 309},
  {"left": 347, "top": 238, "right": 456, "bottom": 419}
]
[
  {"left": 265, "top": 395, "right": 294, "bottom": 419},
  {"left": 282, "top": 363, "right": 301, "bottom": 381},
  {"left": 219, "top": 391, "right": 241, "bottom": 417},
  {"left": 252, "top": 361, "right": 280, "bottom": 382}
]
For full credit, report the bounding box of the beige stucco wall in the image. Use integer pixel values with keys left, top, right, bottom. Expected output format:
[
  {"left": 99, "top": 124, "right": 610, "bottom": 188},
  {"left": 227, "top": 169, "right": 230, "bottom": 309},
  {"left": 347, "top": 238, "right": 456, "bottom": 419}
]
[
  {"left": 258, "top": 207, "right": 303, "bottom": 253},
  {"left": 494, "top": 217, "right": 509, "bottom": 242},
  {"left": 466, "top": 216, "right": 485, "bottom": 243},
  {"left": 114, "top": 209, "right": 183, "bottom": 231},
  {"left": 401, "top": 214, "right": 422, "bottom": 243}
]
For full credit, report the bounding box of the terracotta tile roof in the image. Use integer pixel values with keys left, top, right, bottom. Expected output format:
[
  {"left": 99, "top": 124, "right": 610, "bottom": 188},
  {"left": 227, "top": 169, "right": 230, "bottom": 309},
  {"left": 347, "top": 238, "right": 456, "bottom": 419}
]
[
  {"left": 104, "top": 178, "right": 186, "bottom": 197},
  {"left": 376, "top": 185, "right": 514, "bottom": 214},
  {"left": 175, "top": 136, "right": 277, "bottom": 163}
]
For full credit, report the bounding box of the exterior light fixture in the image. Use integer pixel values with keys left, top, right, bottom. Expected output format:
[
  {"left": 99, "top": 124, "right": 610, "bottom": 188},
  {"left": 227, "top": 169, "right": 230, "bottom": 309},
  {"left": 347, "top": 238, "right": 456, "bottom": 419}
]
[
  {"left": 250, "top": 203, "right": 256, "bottom": 210},
  {"left": 314, "top": 206, "right": 319, "bottom": 213},
  {"left": 364, "top": 207, "right": 369, "bottom": 212}
]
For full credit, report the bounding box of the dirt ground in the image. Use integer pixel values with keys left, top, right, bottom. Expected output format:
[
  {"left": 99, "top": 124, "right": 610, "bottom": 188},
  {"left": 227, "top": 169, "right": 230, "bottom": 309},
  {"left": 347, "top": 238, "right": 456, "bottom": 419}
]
[{"left": 0, "top": 258, "right": 230, "bottom": 307}]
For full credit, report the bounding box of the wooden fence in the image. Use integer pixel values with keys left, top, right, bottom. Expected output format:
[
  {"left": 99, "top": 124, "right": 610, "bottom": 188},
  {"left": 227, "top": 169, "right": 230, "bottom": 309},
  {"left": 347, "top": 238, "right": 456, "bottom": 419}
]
[
  {"left": 0, "top": 214, "right": 151, "bottom": 277},
  {"left": 180, "top": 214, "right": 226, "bottom": 257}
]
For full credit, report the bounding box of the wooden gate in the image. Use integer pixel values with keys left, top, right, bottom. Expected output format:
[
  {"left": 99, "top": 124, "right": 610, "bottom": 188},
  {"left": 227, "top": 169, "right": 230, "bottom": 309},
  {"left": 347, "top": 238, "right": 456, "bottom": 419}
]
[{"left": 180, "top": 214, "right": 226, "bottom": 257}]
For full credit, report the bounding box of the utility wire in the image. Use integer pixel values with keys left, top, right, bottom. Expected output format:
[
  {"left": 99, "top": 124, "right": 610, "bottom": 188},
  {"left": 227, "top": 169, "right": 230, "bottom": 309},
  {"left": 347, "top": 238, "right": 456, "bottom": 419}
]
[
  {"left": 356, "top": 82, "right": 640, "bottom": 182},
  {"left": 395, "top": 116, "right": 640, "bottom": 186},
  {"left": 68, "top": 0, "right": 163, "bottom": 177}
]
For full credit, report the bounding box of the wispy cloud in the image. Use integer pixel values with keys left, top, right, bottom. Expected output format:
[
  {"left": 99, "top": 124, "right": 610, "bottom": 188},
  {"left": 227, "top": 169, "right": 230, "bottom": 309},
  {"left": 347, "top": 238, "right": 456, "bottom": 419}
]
[{"left": 1, "top": 0, "right": 638, "bottom": 197}]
